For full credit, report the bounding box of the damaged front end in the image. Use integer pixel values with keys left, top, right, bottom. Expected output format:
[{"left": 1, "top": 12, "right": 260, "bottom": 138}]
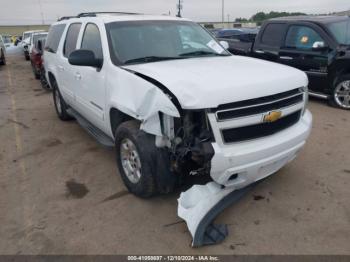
[
  {"left": 162, "top": 110, "right": 215, "bottom": 178},
  {"left": 159, "top": 110, "right": 255, "bottom": 247}
]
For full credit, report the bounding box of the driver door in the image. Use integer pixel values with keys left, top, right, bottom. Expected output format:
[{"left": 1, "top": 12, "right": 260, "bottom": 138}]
[
  {"left": 74, "top": 23, "right": 106, "bottom": 131},
  {"left": 278, "top": 24, "right": 330, "bottom": 92}
]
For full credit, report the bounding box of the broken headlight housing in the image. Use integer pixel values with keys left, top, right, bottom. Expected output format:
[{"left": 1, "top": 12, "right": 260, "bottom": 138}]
[{"left": 300, "top": 86, "right": 309, "bottom": 115}]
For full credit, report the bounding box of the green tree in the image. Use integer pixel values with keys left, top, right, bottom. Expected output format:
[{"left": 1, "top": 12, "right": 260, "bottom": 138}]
[{"left": 250, "top": 11, "right": 307, "bottom": 25}]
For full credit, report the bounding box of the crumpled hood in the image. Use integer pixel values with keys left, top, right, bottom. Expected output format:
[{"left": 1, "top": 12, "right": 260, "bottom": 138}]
[{"left": 123, "top": 56, "right": 308, "bottom": 109}]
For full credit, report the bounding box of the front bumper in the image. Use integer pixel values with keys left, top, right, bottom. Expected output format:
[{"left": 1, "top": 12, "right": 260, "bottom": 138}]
[{"left": 210, "top": 110, "right": 312, "bottom": 188}]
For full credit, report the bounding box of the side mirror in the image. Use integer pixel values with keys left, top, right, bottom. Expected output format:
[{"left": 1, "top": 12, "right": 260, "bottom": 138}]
[
  {"left": 68, "top": 49, "right": 103, "bottom": 68},
  {"left": 220, "top": 41, "right": 229, "bottom": 50},
  {"left": 312, "top": 41, "right": 328, "bottom": 51}
]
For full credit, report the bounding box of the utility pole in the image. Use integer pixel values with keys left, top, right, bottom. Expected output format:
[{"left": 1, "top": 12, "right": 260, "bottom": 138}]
[
  {"left": 177, "top": 0, "right": 183, "bottom": 18},
  {"left": 38, "top": 0, "right": 45, "bottom": 24},
  {"left": 222, "top": 0, "right": 225, "bottom": 23}
]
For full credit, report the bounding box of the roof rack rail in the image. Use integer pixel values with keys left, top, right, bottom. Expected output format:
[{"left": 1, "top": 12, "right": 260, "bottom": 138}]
[
  {"left": 58, "top": 16, "right": 76, "bottom": 21},
  {"left": 77, "top": 12, "right": 142, "bottom": 18}
]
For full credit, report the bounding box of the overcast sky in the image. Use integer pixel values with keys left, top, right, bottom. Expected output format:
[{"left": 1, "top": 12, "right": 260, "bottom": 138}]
[{"left": 0, "top": 0, "right": 349, "bottom": 25}]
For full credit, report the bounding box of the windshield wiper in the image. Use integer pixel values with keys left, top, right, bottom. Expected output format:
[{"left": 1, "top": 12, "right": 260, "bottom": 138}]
[
  {"left": 179, "top": 50, "right": 230, "bottom": 57},
  {"left": 124, "top": 56, "right": 185, "bottom": 65}
]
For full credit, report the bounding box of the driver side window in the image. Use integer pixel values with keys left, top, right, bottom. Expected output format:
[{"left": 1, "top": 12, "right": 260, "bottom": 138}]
[
  {"left": 285, "top": 25, "right": 325, "bottom": 50},
  {"left": 81, "top": 23, "right": 103, "bottom": 60}
]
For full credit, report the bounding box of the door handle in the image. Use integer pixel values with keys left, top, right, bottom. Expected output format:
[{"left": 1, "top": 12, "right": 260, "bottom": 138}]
[
  {"left": 75, "top": 72, "right": 82, "bottom": 80},
  {"left": 58, "top": 65, "right": 64, "bottom": 72},
  {"left": 279, "top": 56, "right": 293, "bottom": 60}
]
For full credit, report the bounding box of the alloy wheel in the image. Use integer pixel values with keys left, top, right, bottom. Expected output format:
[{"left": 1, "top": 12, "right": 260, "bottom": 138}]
[
  {"left": 120, "top": 138, "right": 142, "bottom": 184},
  {"left": 334, "top": 80, "right": 350, "bottom": 109}
]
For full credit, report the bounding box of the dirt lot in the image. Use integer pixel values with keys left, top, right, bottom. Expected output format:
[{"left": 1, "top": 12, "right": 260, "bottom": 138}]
[{"left": 0, "top": 52, "right": 349, "bottom": 255}]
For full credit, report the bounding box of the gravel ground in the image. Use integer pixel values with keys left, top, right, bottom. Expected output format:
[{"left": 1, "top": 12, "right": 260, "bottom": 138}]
[{"left": 0, "top": 51, "right": 349, "bottom": 255}]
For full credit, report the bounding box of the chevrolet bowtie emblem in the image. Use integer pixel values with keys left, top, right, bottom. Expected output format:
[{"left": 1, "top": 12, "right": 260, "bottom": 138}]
[{"left": 263, "top": 111, "right": 282, "bottom": 123}]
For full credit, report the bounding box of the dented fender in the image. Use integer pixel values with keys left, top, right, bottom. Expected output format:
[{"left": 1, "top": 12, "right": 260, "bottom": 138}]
[{"left": 105, "top": 66, "right": 180, "bottom": 137}]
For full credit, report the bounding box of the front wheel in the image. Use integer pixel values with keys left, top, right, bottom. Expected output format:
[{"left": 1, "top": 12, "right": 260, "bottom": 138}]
[
  {"left": 331, "top": 75, "right": 350, "bottom": 110},
  {"left": 115, "top": 121, "right": 176, "bottom": 198}
]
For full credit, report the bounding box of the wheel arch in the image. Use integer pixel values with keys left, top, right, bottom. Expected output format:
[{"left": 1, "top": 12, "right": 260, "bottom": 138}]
[
  {"left": 47, "top": 71, "right": 57, "bottom": 88},
  {"left": 109, "top": 107, "right": 134, "bottom": 138}
]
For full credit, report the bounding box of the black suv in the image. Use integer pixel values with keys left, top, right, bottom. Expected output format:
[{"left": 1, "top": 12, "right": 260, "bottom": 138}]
[{"left": 228, "top": 16, "right": 350, "bottom": 109}]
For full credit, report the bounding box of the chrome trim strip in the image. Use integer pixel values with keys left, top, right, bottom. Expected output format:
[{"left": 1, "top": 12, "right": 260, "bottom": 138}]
[
  {"left": 90, "top": 101, "right": 103, "bottom": 111},
  {"left": 308, "top": 91, "right": 329, "bottom": 99},
  {"left": 305, "top": 71, "right": 328, "bottom": 76},
  {"left": 215, "top": 92, "right": 304, "bottom": 121}
]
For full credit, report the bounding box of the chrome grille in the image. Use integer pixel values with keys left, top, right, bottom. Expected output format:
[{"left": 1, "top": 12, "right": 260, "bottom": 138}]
[{"left": 215, "top": 88, "right": 303, "bottom": 121}]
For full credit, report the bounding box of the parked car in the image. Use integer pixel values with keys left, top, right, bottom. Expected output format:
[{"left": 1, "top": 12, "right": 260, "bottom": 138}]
[
  {"left": 227, "top": 16, "right": 350, "bottom": 110},
  {"left": 209, "top": 28, "right": 222, "bottom": 36},
  {"left": 21, "top": 30, "right": 45, "bottom": 60},
  {"left": 1, "top": 34, "right": 14, "bottom": 49},
  {"left": 29, "top": 32, "right": 48, "bottom": 55},
  {"left": 215, "top": 28, "right": 259, "bottom": 56},
  {"left": 30, "top": 36, "right": 49, "bottom": 89},
  {"left": 0, "top": 35, "right": 6, "bottom": 65},
  {"left": 44, "top": 12, "right": 312, "bottom": 198}
]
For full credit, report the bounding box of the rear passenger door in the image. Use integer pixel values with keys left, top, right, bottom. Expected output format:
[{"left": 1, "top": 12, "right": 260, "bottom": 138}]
[
  {"left": 58, "top": 23, "right": 82, "bottom": 104},
  {"left": 74, "top": 23, "right": 106, "bottom": 131},
  {"left": 44, "top": 24, "right": 66, "bottom": 93},
  {"left": 253, "top": 23, "right": 287, "bottom": 62}
]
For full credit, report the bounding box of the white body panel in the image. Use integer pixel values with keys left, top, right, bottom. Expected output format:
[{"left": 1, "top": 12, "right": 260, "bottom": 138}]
[
  {"left": 125, "top": 56, "right": 308, "bottom": 109},
  {"left": 210, "top": 110, "right": 312, "bottom": 187}
]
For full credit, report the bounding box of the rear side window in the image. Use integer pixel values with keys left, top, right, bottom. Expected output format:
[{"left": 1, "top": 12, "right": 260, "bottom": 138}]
[
  {"left": 45, "top": 24, "right": 66, "bottom": 53},
  {"left": 261, "top": 23, "right": 286, "bottom": 47},
  {"left": 63, "top": 23, "right": 82, "bottom": 58},
  {"left": 81, "top": 23, "right": 103, "bottom": 59}
]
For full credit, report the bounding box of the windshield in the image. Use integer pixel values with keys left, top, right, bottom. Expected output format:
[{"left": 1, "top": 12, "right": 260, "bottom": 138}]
[
  {"left": 327, "top": 19, "right": 350, "bottom": 45},
  {"left": 33, "top": 33, "right": 47, "bottom": 44},
  {"left": 106, "top": 20, "right": 230, "bottom": 65},
  {"left": 23, "top": 33, "right": 31, "bottom": 40}
]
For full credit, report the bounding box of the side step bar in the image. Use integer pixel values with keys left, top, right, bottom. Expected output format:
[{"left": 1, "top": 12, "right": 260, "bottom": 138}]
[
  {"left": 67, "top": 108, "right": 114, "bottom": 148},
  {"left": 309, "top": 91, "right": 329, "bottom": 99}
]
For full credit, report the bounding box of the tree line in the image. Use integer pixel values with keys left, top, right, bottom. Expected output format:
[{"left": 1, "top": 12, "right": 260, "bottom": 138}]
[{"left": 235, "top": 11, "right": 307, "bottom": 25}]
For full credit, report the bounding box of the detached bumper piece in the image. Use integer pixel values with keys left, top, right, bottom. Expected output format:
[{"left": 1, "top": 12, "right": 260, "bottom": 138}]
[{"left": 178, "top": 182, "right": 255, "bottom": 247}]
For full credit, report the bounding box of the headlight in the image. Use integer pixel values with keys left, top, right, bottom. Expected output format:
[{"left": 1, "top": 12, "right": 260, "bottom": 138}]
[{"left": 300, "top": 86, "right": 309, "bottom": 115}]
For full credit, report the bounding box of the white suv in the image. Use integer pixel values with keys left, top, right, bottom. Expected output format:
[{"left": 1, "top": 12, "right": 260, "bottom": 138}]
[
  {"left": 21, "top": 30, "right": 45, "bottom": 60},
  {"left": 44, "top": 12, "right": 312, "bottom": 198}
]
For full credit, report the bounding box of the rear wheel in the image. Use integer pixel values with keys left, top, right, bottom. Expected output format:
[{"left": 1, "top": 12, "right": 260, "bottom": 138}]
[
  {"left": 40, "top": 71, "right": 50, "bottom": 90},
  {"left": 52, "top": 79, "right": 73, "bottom": 121},
  {"left": 330, "top": 75, "right": 350, "bottom": 110}
]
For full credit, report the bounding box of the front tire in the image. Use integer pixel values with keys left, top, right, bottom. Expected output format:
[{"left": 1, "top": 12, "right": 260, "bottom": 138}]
[
  {"left": 52, "top": 80, "right": 73, "bottom": 121},
  {"left": 115, "top": 121, "right": 176, "bottom": 198},
  {"left": 330, "top": 75, "right": 350, "bottom": 110}
]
